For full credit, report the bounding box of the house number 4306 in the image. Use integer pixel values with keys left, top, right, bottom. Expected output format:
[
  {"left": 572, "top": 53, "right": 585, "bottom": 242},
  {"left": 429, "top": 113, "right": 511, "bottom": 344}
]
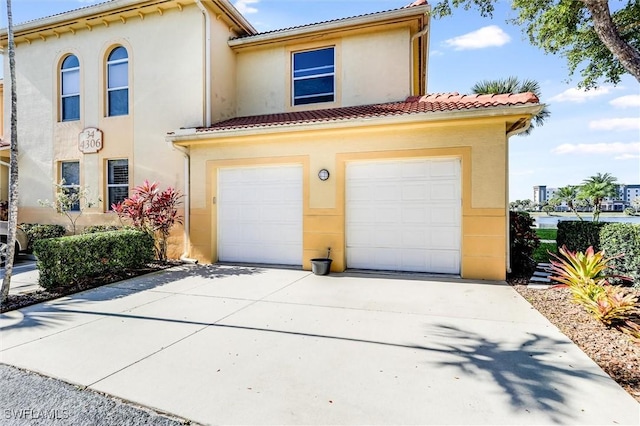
[{"left": 78, "top": 128, "right": 103, "bottom": 154}]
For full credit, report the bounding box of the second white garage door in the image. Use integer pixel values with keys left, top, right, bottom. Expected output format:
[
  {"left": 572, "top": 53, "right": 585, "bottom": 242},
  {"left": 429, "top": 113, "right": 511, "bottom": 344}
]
[
  {"left": 218, "top": 165, "right": 303, "bottom": 265},
  {"left": 346, "top": 158, "right": 461, "bottom": 274}
]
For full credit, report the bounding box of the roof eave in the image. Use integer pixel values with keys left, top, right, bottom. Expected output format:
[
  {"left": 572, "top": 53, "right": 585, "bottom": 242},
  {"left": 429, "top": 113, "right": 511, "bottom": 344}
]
[
  {"left": 0, "top": 0, "right": 256, "bottom": 39},
  {"left": 167, "top": 103, "right": 542, "bottom": 145},
  {"left": 228, "top": 4, "right": 430, "bottom": 49}
]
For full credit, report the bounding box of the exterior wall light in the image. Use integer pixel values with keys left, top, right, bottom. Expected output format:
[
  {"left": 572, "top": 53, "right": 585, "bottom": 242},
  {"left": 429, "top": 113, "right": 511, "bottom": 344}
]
[{"left": 318, "top": 169, "right": 330, "bottom": 181}]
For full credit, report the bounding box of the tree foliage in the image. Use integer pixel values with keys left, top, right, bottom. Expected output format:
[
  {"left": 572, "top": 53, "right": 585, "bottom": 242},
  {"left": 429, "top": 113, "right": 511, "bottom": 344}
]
[
  {"left": 471, "top": 76, "right": 550, "bottom": 135},
  {"left": 550, "top": 185, "right": 584, "bottom": 221},
  {"left": 433, "top": 0, "right": 640, "bottom": 88},
  {"left": 38, "top": 180, "right": 99, "bottom": 235},
  {"left": 579, "top": 172, "right": 618, "bottom": 221}
]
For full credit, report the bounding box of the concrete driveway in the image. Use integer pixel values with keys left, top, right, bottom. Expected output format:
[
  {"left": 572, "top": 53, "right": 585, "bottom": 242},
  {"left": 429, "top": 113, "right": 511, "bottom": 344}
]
[{"left": 1, "top": 265, "right": 638, "bottom": 425}]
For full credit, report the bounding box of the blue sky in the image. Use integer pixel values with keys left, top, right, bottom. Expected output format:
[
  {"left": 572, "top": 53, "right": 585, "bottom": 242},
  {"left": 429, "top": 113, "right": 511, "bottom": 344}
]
[{"left": 1, "top": 0, "right": 639, "bottom": 201}]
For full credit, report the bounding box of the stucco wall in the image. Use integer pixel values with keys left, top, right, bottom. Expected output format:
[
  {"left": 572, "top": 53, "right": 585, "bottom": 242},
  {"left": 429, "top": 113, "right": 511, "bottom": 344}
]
[
  {"left": 183, "top": 117, "right": 512, "bottom": 280},
  {"left": 235, "top": 26, "right": 412, "bottom": 116},
  {"left": 4, "top": 5, "right": 204, "bottom": 241}
]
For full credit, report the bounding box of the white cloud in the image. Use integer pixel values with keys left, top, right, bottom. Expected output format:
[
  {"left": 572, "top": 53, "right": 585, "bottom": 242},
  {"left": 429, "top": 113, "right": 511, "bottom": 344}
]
[
  {"left": 549, "top": 86, "right": 612, "bottom": 103},
  {"left": 614, "top": 153, "right": 640, "bottom": 160},
  {"left": 552, "top": 142, "right": 640, "bottom": 158},
  {"left": 589, "top": 118, "right": 640, "bottom": 131},
  {"left": 234, "top": 0, "right": 259, "bottom": 14},
  {"left": 430, "top": 50, "right": 444, "bottom": 57},
  {"left": 444, "top": 26, "right": 510, "bottom": 50},
  {"left": 610, "top": 94, "right": 640, "bottom": 108}
]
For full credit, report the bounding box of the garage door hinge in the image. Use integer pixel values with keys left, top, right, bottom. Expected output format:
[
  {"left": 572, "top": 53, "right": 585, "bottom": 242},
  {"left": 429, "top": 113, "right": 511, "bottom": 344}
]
[{"left": 212, "top": 197, "right": 216, "bottom": 205}]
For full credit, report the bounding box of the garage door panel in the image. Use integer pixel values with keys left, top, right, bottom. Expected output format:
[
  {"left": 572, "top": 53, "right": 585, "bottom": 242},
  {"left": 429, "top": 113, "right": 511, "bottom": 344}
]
[
  {"left": 402, "top": 207, "right": 427, "bottom": 224},
  {"left": 431, "top": 159, "right": 460, "bottom": 177},
  {"left": 402, "top": 183, "right": 429, "bottom": 201},
  {"left": 347, "top": 158, "right": 461, "bottom": 274},
  {"left": 374, "top": 183, "right": 401, "bottom": 202},
  {"left": 430, "top": 251, "right": 460, "bottom": 274},
  {"left": 218, "top": 165, "right": 302, "bottom": 266}
]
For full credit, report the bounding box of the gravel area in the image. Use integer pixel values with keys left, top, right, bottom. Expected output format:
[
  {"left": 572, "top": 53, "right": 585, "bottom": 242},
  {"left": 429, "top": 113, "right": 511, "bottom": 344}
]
[
  {"left": 0, "top": 364, "right": 195, "bottom": 425},
  {"left": 511, "top": 280, "right": 640, "bottom": 403}
]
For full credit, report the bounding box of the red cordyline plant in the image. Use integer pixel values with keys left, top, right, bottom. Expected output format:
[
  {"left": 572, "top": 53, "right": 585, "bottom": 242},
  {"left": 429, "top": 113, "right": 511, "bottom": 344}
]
[{"left": 112, "top": 180, "right": 183, "bottom": 261}]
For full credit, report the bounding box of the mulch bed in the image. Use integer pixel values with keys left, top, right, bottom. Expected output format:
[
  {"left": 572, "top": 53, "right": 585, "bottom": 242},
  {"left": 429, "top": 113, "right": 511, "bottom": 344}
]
[{"left": 509, "top": 277, "right": 640, "bottom": 403}]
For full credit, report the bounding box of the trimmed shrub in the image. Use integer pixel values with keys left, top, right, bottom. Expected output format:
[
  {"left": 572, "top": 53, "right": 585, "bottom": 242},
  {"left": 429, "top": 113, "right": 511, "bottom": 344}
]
[
  {"left": 599, "top": 223, "right": 640, "bottom": 287},
  {"left": 19, "top": 223, "right": 66, "bottom": 252},
  {"left": 33, "top": 229, "right": 154, "bottom": 289},
  {"left": 82, "top": 225, "right": 123, "bottom": 234},
  {"left": 510, "top": 211, "right": 540, "bottom": 276},
  {"left": 556, "top": 221, "right": 606, "bottom": 253}
]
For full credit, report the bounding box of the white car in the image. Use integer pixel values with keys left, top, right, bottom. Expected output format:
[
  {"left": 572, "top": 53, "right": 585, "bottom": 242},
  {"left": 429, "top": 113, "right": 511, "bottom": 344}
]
[{"left": 0, "top": 221, "right": 29, "bottom": 263}]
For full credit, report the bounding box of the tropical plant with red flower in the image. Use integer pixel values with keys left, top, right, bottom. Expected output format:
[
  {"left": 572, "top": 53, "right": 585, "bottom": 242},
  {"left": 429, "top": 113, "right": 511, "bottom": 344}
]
[{"left": 112, "top": 180, "right": 183, "bottom": 261}]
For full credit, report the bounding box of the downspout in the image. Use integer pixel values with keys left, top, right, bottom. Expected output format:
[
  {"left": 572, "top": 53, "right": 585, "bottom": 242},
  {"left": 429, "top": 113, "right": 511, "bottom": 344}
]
[
  {"left": 171, "top": 0, "right": 212, "bottom": 264},
  {"left": 172, "top": 143, "right": 198, "bottom": 264},
  {"left": 195, "top": 0, "right": 212, "bottom": 127},
  {"left": 504, "top": 118, "right": 535, "bottom": 274},
  {"left": 410, "top": 19, "right": 429, "bottom": 95}
]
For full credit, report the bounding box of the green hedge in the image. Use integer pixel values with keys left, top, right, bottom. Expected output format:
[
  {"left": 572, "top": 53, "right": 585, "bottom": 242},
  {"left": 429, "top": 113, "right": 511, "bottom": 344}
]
[
  {"left": 556, "top": 221, "right": 606, "bottom": 252},
  {"left": 33, "top": 229, "right": 154, "bottom": 289},
  {"left": 599, "top": 224, "right": 640, "bottom": 287},
  {"left": 19, "top": 223, "right": 66, "bottom": 252},
  {"left": 556, "top": 221, "right": 640, "bottom": 287},
  {"left": 82, "top": 225, "right": 124, "bottom": 234}
]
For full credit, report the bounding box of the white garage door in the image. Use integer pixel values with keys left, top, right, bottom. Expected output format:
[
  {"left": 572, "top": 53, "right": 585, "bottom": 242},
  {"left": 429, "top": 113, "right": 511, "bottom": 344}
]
[
  {"left": 346, "top": 158, "right": 461, "bottom": 274},
  {"left": 218, "top": 165, "right": 303, "bottom": 265}
]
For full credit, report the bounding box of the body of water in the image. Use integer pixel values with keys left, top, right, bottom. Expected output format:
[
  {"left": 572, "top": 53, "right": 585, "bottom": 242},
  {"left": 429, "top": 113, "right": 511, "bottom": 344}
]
[{"left": 534, "top": 215, "right": 640, "bottom": 228}]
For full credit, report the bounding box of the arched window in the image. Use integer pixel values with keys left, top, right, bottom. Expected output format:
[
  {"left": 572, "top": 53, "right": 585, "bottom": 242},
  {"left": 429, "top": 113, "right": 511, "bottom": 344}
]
[
  {"left": 61, "top": 55, "right": 80, "bottom": 121},
  {"left": 107, "top": 46, "right": 129, "bottom": 116}
]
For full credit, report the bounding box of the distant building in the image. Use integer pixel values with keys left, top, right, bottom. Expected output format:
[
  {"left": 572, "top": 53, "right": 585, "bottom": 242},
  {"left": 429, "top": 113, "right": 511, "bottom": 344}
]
[{"left": 533, "top": 183, "right": 640, "bottom": 212}]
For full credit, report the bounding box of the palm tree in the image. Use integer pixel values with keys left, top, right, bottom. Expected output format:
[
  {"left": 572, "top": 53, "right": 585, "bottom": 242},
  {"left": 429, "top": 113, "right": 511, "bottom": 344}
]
[
  {"left": 579, "top": 173, "right": 618, "bottom": 222},
  {"left": 550, "top": 186, "right": 583, "bottom": 221},
  {"left": 1, "top": 0, "right": 19, "bottom": 304},
  {"left": 471, "top": 76, "right": 551, "bottom": 136}
]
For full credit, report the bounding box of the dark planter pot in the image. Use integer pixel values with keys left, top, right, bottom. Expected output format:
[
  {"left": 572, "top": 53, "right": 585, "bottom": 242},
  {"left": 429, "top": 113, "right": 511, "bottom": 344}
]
[{"left": 311, "top": 258, "right": 332, "bottom": 275}]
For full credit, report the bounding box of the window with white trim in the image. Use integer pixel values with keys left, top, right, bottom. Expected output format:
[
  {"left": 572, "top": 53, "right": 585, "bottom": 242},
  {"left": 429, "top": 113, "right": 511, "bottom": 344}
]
[
  {"left": 61, "top": 55, "right": 80, "bottom": 121},
  {"left": 107, "top": 159, "right": 129, "bottom": 209},
  {"left": 60, "top": 161, "right": 80, "bottom": 211},
  {"left": 292, "top": 47, "right": 335, "bottom": 106},
  {"left": 107, "top": 46, "right": 129, "bottom": 116}
]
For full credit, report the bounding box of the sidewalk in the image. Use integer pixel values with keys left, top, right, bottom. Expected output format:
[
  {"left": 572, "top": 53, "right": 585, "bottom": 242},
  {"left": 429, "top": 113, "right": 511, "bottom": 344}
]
[{"left": 1, "top": 256, "right": 42, "bottom": 295}]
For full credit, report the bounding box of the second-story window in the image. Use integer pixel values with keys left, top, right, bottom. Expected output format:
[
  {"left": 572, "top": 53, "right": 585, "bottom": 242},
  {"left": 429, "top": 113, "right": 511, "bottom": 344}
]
[
  {"left": 61, "top": 55, "right": 80, "bottom": 121},
  {"left": 107, "top": 46, "right": 129, "bottom": 116},
  {"left": 292, "top": 47, "right": 335, "bottom": 106}
]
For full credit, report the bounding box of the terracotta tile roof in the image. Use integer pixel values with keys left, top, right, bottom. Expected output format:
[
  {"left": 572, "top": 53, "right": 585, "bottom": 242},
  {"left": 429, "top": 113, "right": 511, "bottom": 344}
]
[
  {"left": 230, "top": 0, "right": 429, "bottom": 40},
  {"left": 195, "top": 92, "right": 539, "bottom": 133}
]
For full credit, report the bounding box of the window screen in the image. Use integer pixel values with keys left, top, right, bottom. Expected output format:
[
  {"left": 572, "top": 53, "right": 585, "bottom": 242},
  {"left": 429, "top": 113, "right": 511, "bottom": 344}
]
[
  {"left": 107, "top": 159, "right": 129, "bottom": 209},
  {"left": 292, "top": 47, "right": 335, "bottom": 106}
]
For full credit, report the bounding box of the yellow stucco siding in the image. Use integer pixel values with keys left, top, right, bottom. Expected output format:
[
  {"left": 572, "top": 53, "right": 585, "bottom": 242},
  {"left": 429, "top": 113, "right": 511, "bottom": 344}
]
[
  {"left": 6, "top": 5, "right": 204, "bottom": 224},
  {"left": 183, "top": 117, "right": 515, "bottom": 279},
  {"left": 235, "top": 26, "right": 413, "bottom": 116}
]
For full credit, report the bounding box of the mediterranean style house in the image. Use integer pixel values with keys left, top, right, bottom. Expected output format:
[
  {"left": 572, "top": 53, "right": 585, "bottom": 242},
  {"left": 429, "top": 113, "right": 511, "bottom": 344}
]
[{"left": 0, "top": 0, "right": 541, "bottom": 280}]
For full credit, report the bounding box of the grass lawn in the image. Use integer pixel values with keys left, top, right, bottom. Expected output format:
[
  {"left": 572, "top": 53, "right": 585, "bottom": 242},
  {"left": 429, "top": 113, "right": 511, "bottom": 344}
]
[
  {"left": 533, "top": 228, "right": 557, "bottom": 263},
  {"left": 534, "top": 242, "right": 558, "bottom": 263},
  {"left": 535, "top": 228, "right": 557, "bottom": 240}
]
